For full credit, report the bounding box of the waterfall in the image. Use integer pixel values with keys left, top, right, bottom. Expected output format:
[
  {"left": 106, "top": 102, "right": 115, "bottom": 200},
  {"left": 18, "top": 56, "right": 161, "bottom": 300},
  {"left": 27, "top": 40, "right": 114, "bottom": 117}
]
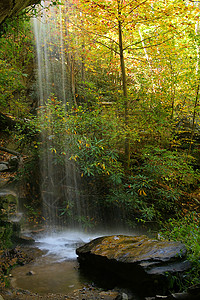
[
  {"left": 33, "top": 3, "right": 92, "bottom": 230},
  {"left": 32, "top": 2, "right": 127, "bottom": 233}
]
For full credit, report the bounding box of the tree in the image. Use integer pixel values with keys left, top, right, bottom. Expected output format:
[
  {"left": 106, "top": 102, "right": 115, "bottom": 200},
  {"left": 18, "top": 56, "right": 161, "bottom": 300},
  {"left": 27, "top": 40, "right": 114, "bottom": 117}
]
[{"left": 66, "top": 0, "right": 197, "bottom": 167}]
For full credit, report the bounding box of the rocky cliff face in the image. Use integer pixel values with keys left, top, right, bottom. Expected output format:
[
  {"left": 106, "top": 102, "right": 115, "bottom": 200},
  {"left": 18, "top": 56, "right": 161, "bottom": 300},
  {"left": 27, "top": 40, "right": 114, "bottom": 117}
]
[{"left": 0, "top": 0, "right": 40, "bottom": 26}]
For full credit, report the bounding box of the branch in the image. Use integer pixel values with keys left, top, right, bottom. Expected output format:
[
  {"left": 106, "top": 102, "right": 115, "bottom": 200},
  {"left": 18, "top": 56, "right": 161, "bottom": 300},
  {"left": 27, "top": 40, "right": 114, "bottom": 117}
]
[
  {"left": 123, "top": 26, "right": 188, "bottom": 51},
  {"left": 123, "top": 29, "right": 161, "bottom": 51},
  {"left": 0, "top": 146, "right": 21, "bottom": 156},
  {"left": 126, "top": 35, "right": 176, "bottom": 50},
  {"left": 128, "top": 0, "right": 148, "bottom": 15},
  {"left": 71, "top": 21, "right": 119, "bottom": 47},
  {"left": 74, "top": 4, "right": 117, "bottom": 26},
  {"left": 94, "top": 40, "right": 120, "bottom": 54},
  {"left": 121, "top": 0, "right": 140, "bottom": 10},
  {"left": 123, "top": 15, "right": 165, "bottom": 28}
]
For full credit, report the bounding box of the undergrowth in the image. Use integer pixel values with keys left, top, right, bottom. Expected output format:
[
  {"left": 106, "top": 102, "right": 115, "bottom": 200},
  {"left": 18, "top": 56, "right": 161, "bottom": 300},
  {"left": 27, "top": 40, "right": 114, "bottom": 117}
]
[{"left": 160, "top": 212, "right": 200, "bottom": 290}]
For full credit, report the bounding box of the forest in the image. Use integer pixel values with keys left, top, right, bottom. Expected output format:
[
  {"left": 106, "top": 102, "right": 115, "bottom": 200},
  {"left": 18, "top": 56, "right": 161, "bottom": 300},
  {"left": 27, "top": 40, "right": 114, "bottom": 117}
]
[{"left": 0, "top": 0, "right": 199, "bottom": 298}]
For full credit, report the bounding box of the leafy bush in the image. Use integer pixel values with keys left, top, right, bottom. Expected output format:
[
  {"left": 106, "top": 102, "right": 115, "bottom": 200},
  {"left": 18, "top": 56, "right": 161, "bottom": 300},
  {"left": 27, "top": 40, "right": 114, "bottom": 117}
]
[
  {"left": 0, "top": 17, "right": 34, "bottom": 117},
  {"left": 160, "top": 212, "right": 200, "bottom": 289},
  {"left": 0, "top": 223, "right": 13, "bottom": 250},
  {"left": 106, "top": 146, "right": 199, "bottom": 224},
  {"left": 36, "top": 98, "right": 123, "bottom": 177}
]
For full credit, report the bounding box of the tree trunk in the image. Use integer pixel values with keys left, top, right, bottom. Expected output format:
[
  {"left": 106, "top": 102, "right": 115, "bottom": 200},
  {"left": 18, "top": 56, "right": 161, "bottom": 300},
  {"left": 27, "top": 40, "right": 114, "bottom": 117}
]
[
  {"left": 188, "top": 81, "right": 200, "bottom": 155},
  {"left": 118, "top": 13, "right": 130, "bottom": 171},
  {"left": 71, "top": 55, "right": 77, "bottom": 107}
]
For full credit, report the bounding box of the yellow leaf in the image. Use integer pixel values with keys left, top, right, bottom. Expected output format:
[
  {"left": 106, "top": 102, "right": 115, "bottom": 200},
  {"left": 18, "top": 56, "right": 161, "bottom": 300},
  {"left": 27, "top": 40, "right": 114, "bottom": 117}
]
[{"left": 143, "top": 190, "right": 147, "bottom": 196}]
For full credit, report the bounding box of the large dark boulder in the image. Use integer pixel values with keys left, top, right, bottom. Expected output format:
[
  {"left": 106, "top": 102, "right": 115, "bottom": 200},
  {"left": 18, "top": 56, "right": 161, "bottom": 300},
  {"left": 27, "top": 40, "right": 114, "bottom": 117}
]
[{"left": 76, "top": 235, "right": 191, "bottom": 296}]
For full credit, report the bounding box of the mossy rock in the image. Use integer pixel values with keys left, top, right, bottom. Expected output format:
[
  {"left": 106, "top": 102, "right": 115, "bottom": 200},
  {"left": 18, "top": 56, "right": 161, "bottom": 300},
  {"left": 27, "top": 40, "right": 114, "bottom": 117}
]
[{"left": 76, "top": 235, "right": 191, "bottom": 296}]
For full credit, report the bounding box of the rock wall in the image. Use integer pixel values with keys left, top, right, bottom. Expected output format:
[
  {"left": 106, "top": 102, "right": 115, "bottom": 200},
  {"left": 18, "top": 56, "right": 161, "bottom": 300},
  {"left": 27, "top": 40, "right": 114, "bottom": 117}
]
[{"left": 0, "top": 0, "right": 41, "bottom": 26}]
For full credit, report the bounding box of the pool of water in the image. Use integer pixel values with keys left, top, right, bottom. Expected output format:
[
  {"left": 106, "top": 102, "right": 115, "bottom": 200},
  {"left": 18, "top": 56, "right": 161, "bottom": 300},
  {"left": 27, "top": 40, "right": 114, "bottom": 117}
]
[
  {"left": 11, "top": 231, "right": 101, "bottom": 295},
  {"left": 11, "top": 256, "right": 86, "bottom": 294}
]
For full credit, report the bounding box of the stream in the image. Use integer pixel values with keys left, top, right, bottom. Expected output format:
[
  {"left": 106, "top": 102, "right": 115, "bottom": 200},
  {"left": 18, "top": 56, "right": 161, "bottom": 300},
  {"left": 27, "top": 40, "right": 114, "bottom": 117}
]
[{"left": 11, "top": 230, "right": 110, "bottom": 295}]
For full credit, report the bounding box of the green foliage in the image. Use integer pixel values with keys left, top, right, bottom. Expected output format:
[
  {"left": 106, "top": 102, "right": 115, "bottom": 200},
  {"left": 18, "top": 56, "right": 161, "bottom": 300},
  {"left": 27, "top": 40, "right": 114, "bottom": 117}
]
[
  {"left": 36, "top": 98, "right": 123, "bottom": 178},
  {"left": 141, "top": 147, "right": 199, "bottom": 190},
  {"left": 0, "top": 196, "right": 15, "bottom": 250},
  {"left": 0, "top": 16, "right": 34, "bottom": 117},
  {"left": 76, "top": 215, "right": 95, "bottom": 231},
  {"left": 0, "top": 223, "right": 13, "bottom": 250},
  {"left": 160, "top": 212, "right": 200, "bottom": 289},
  {"left": 106, "top": 146, "right": 199, "bottom": 224},
  {"left": 13, "top": 115, "right": 40, "bottom": 152},
  {"left": 31, "top": 97, "right": 200, "bottom": 226}
]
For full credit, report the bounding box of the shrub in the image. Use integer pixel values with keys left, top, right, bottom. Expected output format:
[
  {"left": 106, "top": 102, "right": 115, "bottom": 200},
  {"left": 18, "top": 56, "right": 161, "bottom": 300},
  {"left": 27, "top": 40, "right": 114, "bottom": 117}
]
[{"left": 160, "top": 212, "right": 200, "bottom": 289}]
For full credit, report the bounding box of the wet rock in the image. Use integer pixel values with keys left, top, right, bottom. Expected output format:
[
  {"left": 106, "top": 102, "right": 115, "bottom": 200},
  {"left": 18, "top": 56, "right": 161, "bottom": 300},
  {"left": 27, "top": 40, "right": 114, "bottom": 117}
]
[
  {"left": 0, "top": 190, "right": 20, "bottom": 242},
  {"left": 8, "top": 156, "right": 19, "bottom": 170},
  {"left": 0, "top": 164, "right": 9, "bottom": 171},
  {"left": 26, "top": 271, "right": 36, "bottom": 276},
  {"left": 99, "top": 290, "right": 121, "bottom": 299},
  {"left": 76, "top": 235, "right": 190, "bottom": 296},
  {"left": 13, "top": 235, "right": 35, "bottom": 245},
  {"left": 121, "top": 293, "right": 129, "bottom": 300},
  {"left": 145, "top": 285, "right": 200, "bottom": 300}
]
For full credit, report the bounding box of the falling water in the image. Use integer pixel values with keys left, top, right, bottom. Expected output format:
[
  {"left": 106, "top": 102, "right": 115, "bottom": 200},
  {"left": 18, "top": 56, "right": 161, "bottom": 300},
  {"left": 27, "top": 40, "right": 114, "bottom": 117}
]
[
  {"left": 33, "top": 3, "right": 93, "bottom": 230},
  {"left": 32, "top": 1, "right": 128, "bottom": 233}
]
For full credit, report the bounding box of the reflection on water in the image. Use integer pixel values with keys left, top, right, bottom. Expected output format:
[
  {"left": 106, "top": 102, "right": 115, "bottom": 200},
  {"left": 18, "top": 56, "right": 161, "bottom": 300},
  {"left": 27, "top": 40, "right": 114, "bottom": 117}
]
[{"left": 11, "top": 256, "right": 87, "bottom": 295}]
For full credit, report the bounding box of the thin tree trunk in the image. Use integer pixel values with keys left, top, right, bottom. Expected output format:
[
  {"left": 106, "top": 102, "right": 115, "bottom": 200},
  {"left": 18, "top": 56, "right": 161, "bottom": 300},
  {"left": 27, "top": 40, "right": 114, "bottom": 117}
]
[
  {"left": 118, "top": 8, "right": 130, "bottom": 171},
  {"left": 188, "top": 5, "right": 200, "bottom": 155},
  {"left": 81, "top": 19, "right": 85, "bottom": 82},
  {"left": 188, "top": 81, "right": 200, "bottom": 155},
  {"left": 71, "top": 55, "right": 77, "bottom": 107}
]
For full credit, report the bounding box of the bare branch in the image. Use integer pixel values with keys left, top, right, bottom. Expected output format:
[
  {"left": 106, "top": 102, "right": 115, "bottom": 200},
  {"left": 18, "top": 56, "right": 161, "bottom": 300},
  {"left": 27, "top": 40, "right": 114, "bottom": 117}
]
[
  {"left": 128, "top": 0, "right": 148, "bottom": 15},
  {"left": 123, "top": 26, "right": 188, "bottom": 51},
  {"left": 71, "top": 21, "right": 119, "bottom": 47},
  {"left": 126, "top": 35, "right": 177, "bottom": 50},
  {"left": 94, "top": 40, "right": 120, "bottom": 54}
]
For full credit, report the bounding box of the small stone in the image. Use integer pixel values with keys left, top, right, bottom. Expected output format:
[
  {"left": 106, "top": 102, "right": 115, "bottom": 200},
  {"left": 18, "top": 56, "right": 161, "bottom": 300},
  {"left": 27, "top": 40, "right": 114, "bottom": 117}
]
[
  {"left": 122, "top": 293, "right": 128, "bottom": 300},
  {"left": 0, "top": 164, "right": 8, "bottom": 171},
  {"left": 8, "top": 156, "right": 19, "bottom": 169},
  {"left": 26, "top": 270, "right": 36, "bottom": 276}
]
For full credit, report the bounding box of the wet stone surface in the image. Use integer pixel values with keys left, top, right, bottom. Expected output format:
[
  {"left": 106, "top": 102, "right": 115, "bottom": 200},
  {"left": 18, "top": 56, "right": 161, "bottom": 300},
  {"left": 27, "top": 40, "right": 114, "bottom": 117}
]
[{"left": 76, "top": 235, "right": 190, "bottom": 295}]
